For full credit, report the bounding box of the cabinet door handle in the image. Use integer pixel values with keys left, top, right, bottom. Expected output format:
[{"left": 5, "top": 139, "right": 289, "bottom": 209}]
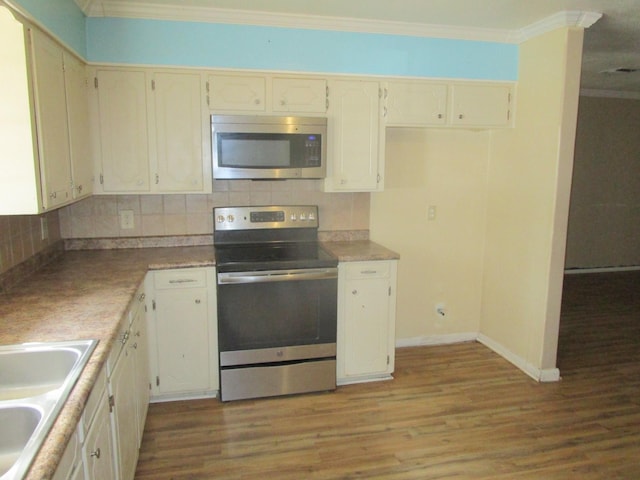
[
  {"left": 90, "top": 448, "right": 101, "bottom": 459},
  {"left": 352, "top": 290, "right": 358, "bottom": 295},
  {"left": 195, "top": 299, "right": 201, "bottom": 304}
]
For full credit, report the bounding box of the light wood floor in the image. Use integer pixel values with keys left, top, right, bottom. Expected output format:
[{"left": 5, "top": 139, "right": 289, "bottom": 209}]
[{"left": 135, "top": 271, "right": 640, "bottom": 479}]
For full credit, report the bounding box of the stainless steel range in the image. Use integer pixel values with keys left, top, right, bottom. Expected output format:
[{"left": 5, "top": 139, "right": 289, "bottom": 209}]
[{"left": 213, "top": 205, "right": 338, "bottom": 401}]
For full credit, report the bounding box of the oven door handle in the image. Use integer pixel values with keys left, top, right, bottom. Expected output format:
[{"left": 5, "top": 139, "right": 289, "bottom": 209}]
[{"left": 217, "top": 268, "right": 338, "bottom": 284}]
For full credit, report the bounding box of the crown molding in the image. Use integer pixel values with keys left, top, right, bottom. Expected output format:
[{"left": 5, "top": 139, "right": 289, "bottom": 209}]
[
  {"left": 514, "top": 10, "right": 602, "bottom": 42},
  {"left": 78, "top": 2, "right": 602, "bottom": 45}
]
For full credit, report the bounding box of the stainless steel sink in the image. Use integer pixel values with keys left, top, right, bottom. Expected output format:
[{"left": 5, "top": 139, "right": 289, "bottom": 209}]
[{"left": 0, "top": 339, "right": 98, "bottom": 480}]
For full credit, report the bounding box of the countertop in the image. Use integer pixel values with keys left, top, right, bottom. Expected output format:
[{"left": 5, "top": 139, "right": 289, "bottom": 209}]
[{"left": 0, "top": 240, "right": 397, "bottom": 479}]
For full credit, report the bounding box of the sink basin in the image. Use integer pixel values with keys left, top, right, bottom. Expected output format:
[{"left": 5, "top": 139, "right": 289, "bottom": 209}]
[
  {"left": 0, "top": 348, "right": 82, "bottom": 401},
  {"left": 0, "top": 404, "right": 43, "bottom": 477},
  {"left": 0, "top": 340, "right": 98, "bottom": 480}
]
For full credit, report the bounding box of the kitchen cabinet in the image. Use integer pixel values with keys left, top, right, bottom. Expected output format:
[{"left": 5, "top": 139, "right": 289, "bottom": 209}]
[
  {"left": 385, "top": 80, "right": 514, "bottom": 128},
  {"left": 146, "top": 268, "right": 219, "bottom": 401},
  {"left": 208, "top": 74, "right": 327, "bottom": 114},
  {"left": 324, "top": 79, "right": 385, "bottom": 192},
  {"left": 79, "top": 367, "right": 115, "bottom": 480},
  {"left": 108, "top": 319, "right": 139, "bottom": 480},
  {"left": 105, "top": 284, "right": 149, "bottom": 480},
  {"left": 130, "top": 288, "right": 150, "bottom": 447},
  {"left": 52, "top": 430, "right": 84, "bottom": 480},
  {"left": 208, "top": 74, "right": 266, "bottom": 111},
  {"left": 64, "top": 52, "right": 93, "bottom": 200},
  {"left": 272, "top": 77, "right": 327, "bottom": 113},
  {"left": 450, "top": 83, "right": 513, "bottom": 127},
  {"left": 337, "top": 260, "right": 398, "bottom": 384},
  {"left": 30, "top": 28, "right": 73, "bottom": 209},
  {"left": 93, "top": 68, "right": 210, "bottom": 194},
  {"left": 83, "top": 391, "right": 116, "bottom": 480},
  {"left": 94, "top": 69, "right": 150, "bottom": 193},
  {"left": 384, "top": 81, "right": 448, "bottom": 126},
  {"left": 0, "top": 9, "right": 93, "bottom": 214}
]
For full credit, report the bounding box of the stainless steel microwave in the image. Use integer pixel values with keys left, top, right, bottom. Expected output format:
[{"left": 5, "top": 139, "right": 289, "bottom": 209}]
[{"left": 211, "top": 115, "right": 327, "bottom": 180}]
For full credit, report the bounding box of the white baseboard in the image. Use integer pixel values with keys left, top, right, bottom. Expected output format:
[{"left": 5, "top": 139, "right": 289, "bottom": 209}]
[
  {"left": 477, "top": 334, "right": 560, "bottom": 382},
  {"left": 396, "top": 332, "right": 478, "bottom": 348},
  {"left": 565, "top": 265, "right": 640, "bottom": 274}
]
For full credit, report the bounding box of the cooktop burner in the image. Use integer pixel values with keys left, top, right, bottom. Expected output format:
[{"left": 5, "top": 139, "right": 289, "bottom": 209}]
[{"left": 213, "top": 205, "right": 337, "bottom": 272}]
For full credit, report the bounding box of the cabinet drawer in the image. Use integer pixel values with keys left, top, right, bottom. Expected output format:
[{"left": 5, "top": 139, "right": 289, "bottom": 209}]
[
  {"left": 154, "top": 268, "right": 207, "bottom": 289},
  {"left": 344, "top": 262, "right": 390, "bottom": 280}
]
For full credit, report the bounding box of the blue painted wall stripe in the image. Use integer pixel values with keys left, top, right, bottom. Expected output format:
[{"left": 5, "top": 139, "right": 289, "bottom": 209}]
[
  {"left": 87, "top": 18, "right": 518, "bottom": 81},
  {"left": 12, "top": 0, "right": 86, "bottom": 57}
]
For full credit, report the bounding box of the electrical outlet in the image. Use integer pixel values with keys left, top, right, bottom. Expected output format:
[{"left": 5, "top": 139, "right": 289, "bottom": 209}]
[
  {"left": 427, "top": 205, "right": 437, "bottom": 221},
  {"left": 119, "top": 210, "right": 134, "bottom": 230}
]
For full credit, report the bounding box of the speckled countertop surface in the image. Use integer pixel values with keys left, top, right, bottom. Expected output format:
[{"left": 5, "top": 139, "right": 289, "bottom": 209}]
[
  {"left": 0, "top": 246, "right": 215, "bottom": 480},
  {"left": 321, "top": 240, "right": 400, "bottom": 262},
  {"left": 0, "top": 240, "right": 396, "bottom": 479}
]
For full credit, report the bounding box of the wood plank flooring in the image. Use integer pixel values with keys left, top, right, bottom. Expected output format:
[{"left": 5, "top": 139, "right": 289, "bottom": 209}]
[{"left": 135, "top": 271, "right": 640, "bottom": 479}]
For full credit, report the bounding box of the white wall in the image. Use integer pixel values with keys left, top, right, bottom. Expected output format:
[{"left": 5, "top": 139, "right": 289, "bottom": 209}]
[
  {"left": 481, "top": 27, "right": 584, "bottom": 378},
  {"left": 371, "top": 128, "right": 490, "bottom": 343}
]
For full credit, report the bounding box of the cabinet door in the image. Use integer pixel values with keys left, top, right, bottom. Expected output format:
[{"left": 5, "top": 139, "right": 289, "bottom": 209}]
[
  {"left": 154, "top": 285, "right": 210, "bottom": 394},
  {"left": 385, "top": 81, "right": 448, "bottom": 126},
  {"left": 130, "top": 296, "right": 150, "bottom": 447},
  {"left": 208, "top": 74, "right": 265, "bottom": 111},
  {"left": 151, "top": 72, "right": 204, "bottom": 192},
  {"left": 342, "top": 264, "right": 392, "bottom": 377},
  {"left": 110, "top": 344, "right": 139, "bottom": 480},
  {"left": 64, "top": 52, "right": 93, "bottom": 200},
  {"left": 96, "top": 70, "right": 150, "bottom": 192},
  {"left": 83, "top": 393, "right": 116, "bottom": 480},
  {"left": 30, "top": 29, "right": 72, "bottom": 209},
  {"left": 325, "top": 80, "right": 382, "bottom": 192},
  {"left": 450, "top": 83, "right": 513, "bottom": 127},
  {"left": 272, "top": 77, "right": 327, "bottom": 113}
]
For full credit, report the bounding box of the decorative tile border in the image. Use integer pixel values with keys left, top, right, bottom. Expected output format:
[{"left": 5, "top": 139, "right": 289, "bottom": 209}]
[{"left": 64, "top": 235, "right": 214, "bottom": 250}]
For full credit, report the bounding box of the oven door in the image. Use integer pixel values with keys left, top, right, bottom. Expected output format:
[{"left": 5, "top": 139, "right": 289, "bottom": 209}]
[{"left": 217, "top": 268, "right": 337, "bottom": 360}]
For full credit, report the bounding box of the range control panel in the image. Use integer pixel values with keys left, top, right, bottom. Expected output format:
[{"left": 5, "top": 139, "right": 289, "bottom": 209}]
[{"left": 214, "top": 205, "right": 319, "bottom": 231}]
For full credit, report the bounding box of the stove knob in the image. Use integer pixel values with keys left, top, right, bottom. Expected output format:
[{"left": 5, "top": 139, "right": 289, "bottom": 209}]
[
  {"left": 300, "top": 213, "right": 307, "bottom": 221},
  {"left": 290, "top": 214, "right": 297, "bottom": 221},
  {"left": 227, "top": 214, "right": 235, "bottom": 223},
  {"left": 216, "top": 215, "right": 225, "bottom": 223},
  {"left": 308, "top": 212, "right": 316, "bottom": 221}
]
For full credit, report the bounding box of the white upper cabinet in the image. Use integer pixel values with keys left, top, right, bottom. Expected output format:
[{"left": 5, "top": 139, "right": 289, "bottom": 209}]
[
  {"left": 208, "top": 74, "right": 266, "bottom": 112},
  {"left": 0, "top": 7, "right": 93, "bottom": 214},
  {"left": 95, "top": 69, "right": 150, "bottom": 193},
  {"left": 30, "top": 29, "right": 73, "bottom": 209},
  {"left": 150, "top": 72, "right": 205, "bottom": 192},
  {"left": 385, "top": 81, "right": 448, "bottom": 126},
  {"left": 450, "top": 83, "right": 513, "bottom": 127},
  {"left": 324, "top": 79, "right": 384, "bottom": 192},
  {"left": 272, "top": 77, "right": 327, "bottom": 113},
  {"left": 384, "top": 80, "right": 514, "bottom": 129},
  {"left": 93, "top": 68, "right": 210, "bottom": 194},
  {"left": 64, "top": 52, "right": 93, "bottom": 200}
]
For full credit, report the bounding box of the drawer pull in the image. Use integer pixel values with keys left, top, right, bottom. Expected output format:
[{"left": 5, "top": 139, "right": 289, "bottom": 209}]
[
  {"left": 360, "top": 270, "right": 378, "bottom": 274},
  {"left": 169, "top": 279, "right": 197, "bottom": 284},
  {"left": 90, "top": 448, "right": 101, "bottom": 459}
]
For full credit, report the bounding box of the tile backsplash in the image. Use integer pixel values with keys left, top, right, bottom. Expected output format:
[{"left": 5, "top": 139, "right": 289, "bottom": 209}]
[
  {"left": 0, "top": 211, "right": 61, "bottom": 275},
  {"left": 59, "top": 180, "right": 370, "bottom": 239}
]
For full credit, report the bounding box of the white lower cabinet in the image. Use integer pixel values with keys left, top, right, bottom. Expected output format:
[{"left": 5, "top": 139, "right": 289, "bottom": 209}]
[
  {"left": 146, "top": 267, "right": 218, "bottom": 401},
  {"left": 337, "top": 260, "right": 398, "bottom": 384},
  {"left": 82, "top": 389, "right": 115, "bottom": 480},
  {"left": 106, "top": 285, "right": 148, "bottom": 480}
]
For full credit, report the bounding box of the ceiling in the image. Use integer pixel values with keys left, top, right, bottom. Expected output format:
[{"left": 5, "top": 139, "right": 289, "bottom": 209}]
[{"left": 77, "top": 0, "right": 640, "bottom": 96}]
